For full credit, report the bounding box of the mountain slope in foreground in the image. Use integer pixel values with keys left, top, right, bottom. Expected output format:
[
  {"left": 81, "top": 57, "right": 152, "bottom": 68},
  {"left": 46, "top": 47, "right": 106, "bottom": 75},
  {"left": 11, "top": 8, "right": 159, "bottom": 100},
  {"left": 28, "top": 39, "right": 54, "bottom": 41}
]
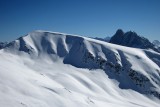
[{"left": 0, "top": 30, "right": 160, "bottom": 107}]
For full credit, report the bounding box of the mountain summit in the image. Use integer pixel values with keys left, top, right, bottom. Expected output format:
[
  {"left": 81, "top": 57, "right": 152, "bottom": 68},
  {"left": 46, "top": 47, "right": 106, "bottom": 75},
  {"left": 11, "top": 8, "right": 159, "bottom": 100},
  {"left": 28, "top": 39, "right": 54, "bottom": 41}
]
[
  {"left": 109, "top": 29, "right": 158, "bottom": 52},
  {"left": 0, "top": 30, "right": 160, "bottom": 107}
]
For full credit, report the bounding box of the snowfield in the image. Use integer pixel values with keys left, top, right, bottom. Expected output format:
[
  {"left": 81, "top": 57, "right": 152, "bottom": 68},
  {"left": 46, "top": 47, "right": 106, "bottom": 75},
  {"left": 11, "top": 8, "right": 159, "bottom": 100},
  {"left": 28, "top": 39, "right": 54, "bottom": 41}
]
[{"left": 0, "top": 30, "right": 160, "bottom": 107}]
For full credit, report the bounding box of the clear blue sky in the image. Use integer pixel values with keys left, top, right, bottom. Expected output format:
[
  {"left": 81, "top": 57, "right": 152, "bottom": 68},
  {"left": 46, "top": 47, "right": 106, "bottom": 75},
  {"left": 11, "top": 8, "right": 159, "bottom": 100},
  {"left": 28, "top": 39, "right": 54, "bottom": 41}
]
[{"left": 0, "top": 0, "right": 160, "bottom": 42}]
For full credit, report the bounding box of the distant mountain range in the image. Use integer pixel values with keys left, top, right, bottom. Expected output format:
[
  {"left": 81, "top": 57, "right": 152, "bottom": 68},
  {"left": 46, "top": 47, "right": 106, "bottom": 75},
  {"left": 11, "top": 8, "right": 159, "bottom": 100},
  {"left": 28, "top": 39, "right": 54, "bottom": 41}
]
[
  {"left": 153, "top": 40, "right": 160, "bottom": 47},
  {"left": 152, "top": 40, "right": 160, "bottom": 52},
  {"left": 94, "top": 36, "right": 111, "bottom": 42},
  {"left": 109, "top": 29, "right": 160, "bottom": 52},
  {"left": 153, "top": 40, "right": 160, "bottom": 46},
  {"left": 93, "top": 29, "right": 160, "bottom": 53},
  {"left": 0, "top": 42, "right": 7, "bottom": 49}
]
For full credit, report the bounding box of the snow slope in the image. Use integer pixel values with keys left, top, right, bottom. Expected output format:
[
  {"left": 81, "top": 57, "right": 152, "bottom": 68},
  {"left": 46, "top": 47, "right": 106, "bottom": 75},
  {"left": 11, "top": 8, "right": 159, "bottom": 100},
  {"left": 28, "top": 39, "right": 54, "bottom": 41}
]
[{"left": 0, "top": 30, "right": 160, "bottom": 107}]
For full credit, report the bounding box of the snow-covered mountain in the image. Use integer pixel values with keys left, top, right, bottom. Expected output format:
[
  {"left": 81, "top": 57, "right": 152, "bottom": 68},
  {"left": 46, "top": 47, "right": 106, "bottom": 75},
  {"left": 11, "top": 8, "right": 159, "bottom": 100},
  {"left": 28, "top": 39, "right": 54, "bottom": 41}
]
[
  {"left": 109, "top": 29, "right": 159, "bottom": 52},
  {"left": 0, "top": 42, "right": 7, "bottom": 49},
  {"left": 0, "top": 30, "right": 160, "bottom": 107},
  {"left": 153, "top": 40, "right": 160, "bottom": 47},
  {"left": 153, "top": 40, "right": 160, "bottom": 52}
]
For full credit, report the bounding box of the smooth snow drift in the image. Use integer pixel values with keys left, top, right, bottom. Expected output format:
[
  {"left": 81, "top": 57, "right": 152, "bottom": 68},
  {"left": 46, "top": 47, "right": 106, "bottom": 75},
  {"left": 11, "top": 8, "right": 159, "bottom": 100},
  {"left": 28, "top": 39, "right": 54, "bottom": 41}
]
[{"left": 0, "top": 30, "right": 160, "bottom": 107}]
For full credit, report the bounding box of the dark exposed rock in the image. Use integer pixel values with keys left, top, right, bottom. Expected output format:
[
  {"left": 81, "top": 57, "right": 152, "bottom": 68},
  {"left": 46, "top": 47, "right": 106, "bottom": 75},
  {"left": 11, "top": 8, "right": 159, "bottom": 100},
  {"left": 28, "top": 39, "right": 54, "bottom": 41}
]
[
  {"left": 83, "top": 50, "right": 160, "bottom": 99},
  {"left": 110, "top": 29, "right": 159, "bottom": 52},
  {"left": 109, "top": 29, "right": 124, "bottom": 44},
  {"left": 128, "top": 69, "right": 149, "bottom": 87}
]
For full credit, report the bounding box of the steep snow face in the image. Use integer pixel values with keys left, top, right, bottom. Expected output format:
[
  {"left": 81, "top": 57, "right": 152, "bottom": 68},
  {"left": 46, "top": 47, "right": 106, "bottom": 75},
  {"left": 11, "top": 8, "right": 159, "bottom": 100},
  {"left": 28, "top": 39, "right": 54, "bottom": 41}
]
[{"left": 1, "top": 30, "right": 160, "bottom": 107}]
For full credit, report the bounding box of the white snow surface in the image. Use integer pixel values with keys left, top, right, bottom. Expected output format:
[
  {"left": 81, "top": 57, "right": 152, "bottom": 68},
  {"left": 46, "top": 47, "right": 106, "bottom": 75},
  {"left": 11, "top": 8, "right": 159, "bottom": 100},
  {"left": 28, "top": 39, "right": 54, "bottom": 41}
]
[{"left": 0, "top": 30, "right": 160, "bottom": 107}]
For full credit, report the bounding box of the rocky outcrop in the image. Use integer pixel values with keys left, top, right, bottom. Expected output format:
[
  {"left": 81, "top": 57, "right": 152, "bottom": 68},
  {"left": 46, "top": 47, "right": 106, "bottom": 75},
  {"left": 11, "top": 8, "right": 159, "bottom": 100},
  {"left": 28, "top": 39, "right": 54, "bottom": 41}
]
[{"left": 83, "top": 51, "right": 160, "bottom": 99}]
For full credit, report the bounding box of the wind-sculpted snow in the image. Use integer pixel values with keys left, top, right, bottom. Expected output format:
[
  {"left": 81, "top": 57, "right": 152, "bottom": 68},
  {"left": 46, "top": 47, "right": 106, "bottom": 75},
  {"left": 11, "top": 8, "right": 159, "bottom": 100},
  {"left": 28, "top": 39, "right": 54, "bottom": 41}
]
[{"left": 0, "top": 30, "right": 160, "bottom": 107}]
